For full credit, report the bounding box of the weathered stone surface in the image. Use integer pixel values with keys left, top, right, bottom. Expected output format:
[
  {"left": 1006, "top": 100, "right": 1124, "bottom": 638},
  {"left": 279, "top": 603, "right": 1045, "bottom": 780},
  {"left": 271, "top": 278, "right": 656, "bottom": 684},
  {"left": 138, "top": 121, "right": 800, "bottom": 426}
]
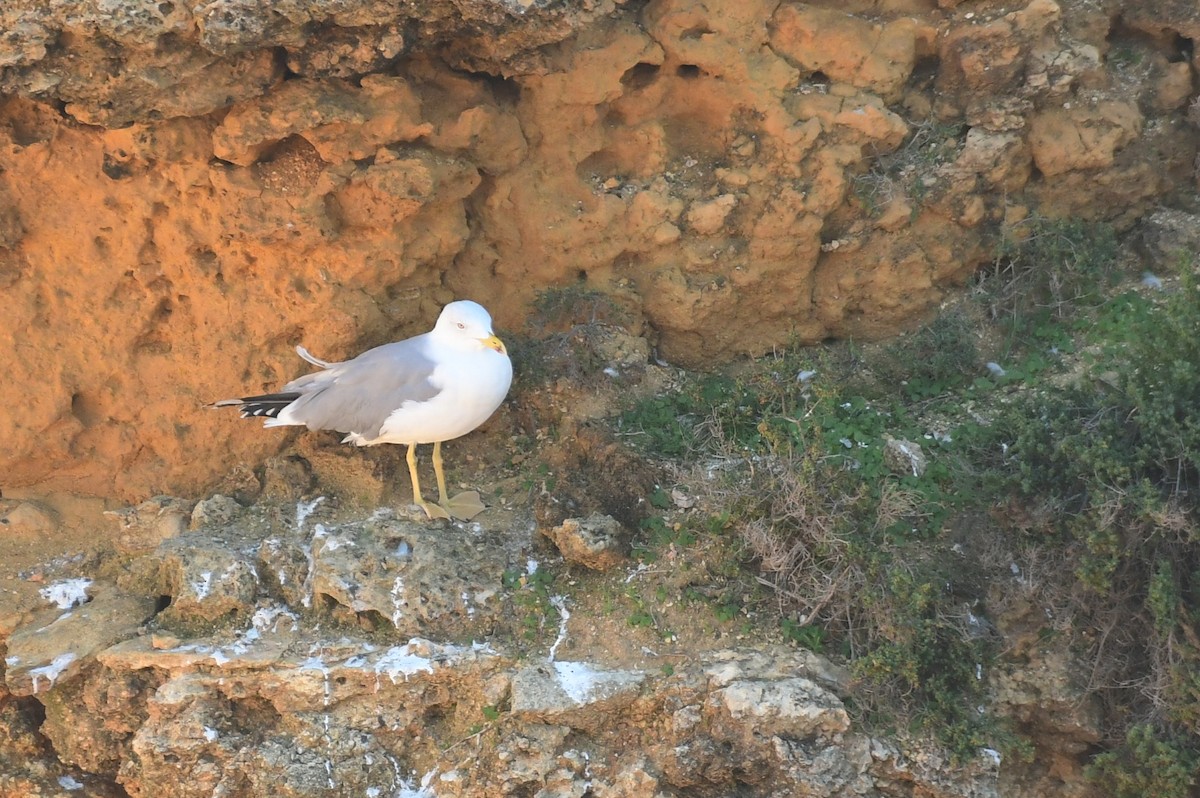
[
  {"left": 708, "top": 675, "right": 849, "bottom": 738},
  {"left": 542, "top": 513, "right": 628, "bottom": 571},
  {"left": 5, "top": 585, "right": 156, "bottom": 697},
  {"left": 1028, "top": 101, "right": 1143, "bottom": 177},
  {"left": 257, "top": 506, "right": 528, "bottom": 636},
  {"left": 0, "top": 0, "right": 608, "bottom": 127},
  {"left": 883, "top": 437, "right": 928, "bottom": 478},
  {"left": 211, "top": 76, "right": 433, "bottom": 167},
  {"left": 769, "top": 5, "right": 924, "bottom": 101},
  {"left": 0, "top": 489, "right": 997, "bottom": 798},
  {"left": 188, "top": 494, "right": 242, "bottom": 529},
  {"left": 510, "top": 660, "right": 646, "bottom": 725},
  {"left": 0, "top": 500, "right": 59, "bottom": 537},
  {"left": 131, "top": 535, "right": 261, "bottom": 633},
  {"left": 105, "top": 496, "right": 194, "bottom": 553}
]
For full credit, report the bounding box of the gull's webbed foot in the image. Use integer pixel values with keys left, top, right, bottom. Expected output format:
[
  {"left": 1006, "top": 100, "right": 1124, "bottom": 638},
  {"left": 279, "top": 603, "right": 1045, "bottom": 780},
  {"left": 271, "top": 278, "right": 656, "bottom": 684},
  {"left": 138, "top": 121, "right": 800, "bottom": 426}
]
[
  {"left": 415, "top": 500, "right": 452, "bottom": 521},
  {"left": 438, "top": 491, "right": 487, "bottom": 521}
]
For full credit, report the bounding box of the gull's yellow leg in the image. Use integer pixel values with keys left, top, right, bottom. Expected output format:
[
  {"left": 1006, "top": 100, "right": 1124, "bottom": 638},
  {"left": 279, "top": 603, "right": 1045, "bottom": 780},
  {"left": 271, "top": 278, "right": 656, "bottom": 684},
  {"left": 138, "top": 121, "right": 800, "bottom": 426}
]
[
  {"left": 432, "top": 440, "right": 487, "bottom": 520},
  {"left": 432, "top": 439, "right": 450, "bottom": 506},
  {"left": 407, "top": 443, "right": 449, "bottom": 520}
]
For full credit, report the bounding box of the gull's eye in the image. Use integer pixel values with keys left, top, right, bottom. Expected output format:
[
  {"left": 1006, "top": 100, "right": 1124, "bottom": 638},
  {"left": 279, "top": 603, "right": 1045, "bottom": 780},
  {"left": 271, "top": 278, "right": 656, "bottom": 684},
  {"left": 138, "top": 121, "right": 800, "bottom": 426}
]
[{"left": 457, "top": 322, "right": 466, "bottom": 329}]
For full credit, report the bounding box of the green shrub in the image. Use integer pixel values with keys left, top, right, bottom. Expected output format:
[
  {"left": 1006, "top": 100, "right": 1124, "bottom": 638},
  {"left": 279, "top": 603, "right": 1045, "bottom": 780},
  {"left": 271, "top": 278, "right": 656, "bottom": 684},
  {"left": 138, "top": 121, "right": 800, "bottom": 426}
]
[
  {"left": 977, "top": 216, "right": 1119, "bottom": 346},
  {"left": 980, "top": 260, "right": 1200, "bottom": 747},
  {"left": 1000, "top": 265, "right": 1200, "bottom": 587},
  {"left": 1118, "top": 269, "right": 1200, "bottom": 494},
  {"left": 1088, "top": 724, "right": 1198, "bottom": 798},
  {"left": 875, "top": 310, "right": 980, "bottom": 400}
]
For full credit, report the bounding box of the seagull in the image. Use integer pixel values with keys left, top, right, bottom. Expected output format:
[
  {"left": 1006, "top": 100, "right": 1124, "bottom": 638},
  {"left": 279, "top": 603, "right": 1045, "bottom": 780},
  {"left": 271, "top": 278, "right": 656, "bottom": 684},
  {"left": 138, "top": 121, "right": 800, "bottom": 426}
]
[{"left": 211, "top": 300, "right": 513, "bottom": 521}]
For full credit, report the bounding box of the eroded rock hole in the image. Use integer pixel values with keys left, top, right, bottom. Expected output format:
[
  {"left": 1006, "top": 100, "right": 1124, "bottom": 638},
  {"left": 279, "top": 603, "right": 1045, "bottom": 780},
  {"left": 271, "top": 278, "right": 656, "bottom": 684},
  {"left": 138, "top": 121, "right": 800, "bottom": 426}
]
[
  {"left": 102, "top": 151, "right": 133, "bottom": 180},
  {"left": 468, "top": 71, "right": 520, "bottom": 105},
  {"left": 620, "top": 62, "right": 661, "bottom": 90},
  {"left": 676, "top": 64, "right": 703, "bottom": 79},
  {"left": 251, "top": 135, "right": 326, "bottom": 196},
  {"left": 907, "top": 54, "right": 940, "bottom": 90},
  {"left": 230, "top": 695, "right": 283, "bottom": 733},
  {"left": 356, "top": 610, "right": 389, "bottom": 632},
  {"left": 1172, "top": 33, "right": 1193, "bottom": 62},
  {"left": 70, "top": 392, "right": 103, "bottom": 428},
  {"left": 386, "top": 537, "right": 413, "bottom": 561}
]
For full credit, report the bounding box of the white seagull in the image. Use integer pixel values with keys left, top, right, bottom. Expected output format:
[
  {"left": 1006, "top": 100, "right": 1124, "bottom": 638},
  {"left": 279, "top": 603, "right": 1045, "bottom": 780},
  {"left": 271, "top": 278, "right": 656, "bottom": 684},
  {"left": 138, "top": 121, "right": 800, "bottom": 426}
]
[{"left": 211, "top": 300, "right": 513, "bottom": 520}]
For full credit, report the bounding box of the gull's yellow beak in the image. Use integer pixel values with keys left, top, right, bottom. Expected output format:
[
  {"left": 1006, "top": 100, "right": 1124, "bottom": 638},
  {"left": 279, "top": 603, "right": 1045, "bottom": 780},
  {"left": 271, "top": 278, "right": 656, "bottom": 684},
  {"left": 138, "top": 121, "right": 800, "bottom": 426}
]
[{"left": 482, "top": 334, "right": 508, "bottom": 355}]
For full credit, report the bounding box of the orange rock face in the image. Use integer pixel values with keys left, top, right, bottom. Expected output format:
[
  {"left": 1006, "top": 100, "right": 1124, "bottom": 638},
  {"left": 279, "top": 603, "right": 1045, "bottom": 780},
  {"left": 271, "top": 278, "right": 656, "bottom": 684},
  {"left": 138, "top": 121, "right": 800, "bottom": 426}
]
[{"left": 0, "top": 0, "right": 1195, "bottom": 499}]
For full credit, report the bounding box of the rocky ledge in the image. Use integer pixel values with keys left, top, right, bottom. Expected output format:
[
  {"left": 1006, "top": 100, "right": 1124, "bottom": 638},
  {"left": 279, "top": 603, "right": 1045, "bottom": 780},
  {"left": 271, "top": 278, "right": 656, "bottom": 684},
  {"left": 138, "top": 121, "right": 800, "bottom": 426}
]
[{"left": 1, "top": 493, "right": 998, "bottom": 798}]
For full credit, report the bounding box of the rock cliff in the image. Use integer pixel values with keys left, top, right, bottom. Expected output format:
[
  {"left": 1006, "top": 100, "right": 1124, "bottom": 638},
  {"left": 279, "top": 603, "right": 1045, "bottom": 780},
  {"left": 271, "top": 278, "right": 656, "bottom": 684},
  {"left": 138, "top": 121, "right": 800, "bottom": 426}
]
[
  {"left": 2, "top": 0, "right": 1199, "bottom": 795},
  {"left": 1, "top": 0, "right": 1197, "bottom": 499}
]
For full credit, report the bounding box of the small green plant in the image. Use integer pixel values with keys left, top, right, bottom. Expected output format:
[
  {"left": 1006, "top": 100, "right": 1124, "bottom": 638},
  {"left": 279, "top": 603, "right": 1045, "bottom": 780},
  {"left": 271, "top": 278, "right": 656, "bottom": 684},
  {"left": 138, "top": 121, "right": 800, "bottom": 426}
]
[
  {"left": 619, "top": 374, "right": 761, "bottom": 457},
  {"left": 502, "top": 564, "right": 558, "bottom": 645},
  {"left": 852, "top": 119, "right": 965, "bottom": 217},
  {"left": 714, "top": 601, "right": 739, "bottom": 623},
  {"left": 627, "top": 610, "right": 654, "bottom": 628},
  {"left": 851, "top": 609, "right": 997, "bottom": 763},
  {"left": 782, "top": 618, "right": 825, "bottom": 652},
  {"left": 633, "top": 515, "right": 698, "bottom": 562}
]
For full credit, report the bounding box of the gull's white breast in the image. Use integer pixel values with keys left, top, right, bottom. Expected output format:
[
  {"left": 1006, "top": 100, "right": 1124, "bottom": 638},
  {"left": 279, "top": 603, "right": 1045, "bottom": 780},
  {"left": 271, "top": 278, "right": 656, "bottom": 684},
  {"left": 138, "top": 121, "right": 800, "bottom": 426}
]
[{"left": 372, "top": 342, "right": 512, "bottom": 445}]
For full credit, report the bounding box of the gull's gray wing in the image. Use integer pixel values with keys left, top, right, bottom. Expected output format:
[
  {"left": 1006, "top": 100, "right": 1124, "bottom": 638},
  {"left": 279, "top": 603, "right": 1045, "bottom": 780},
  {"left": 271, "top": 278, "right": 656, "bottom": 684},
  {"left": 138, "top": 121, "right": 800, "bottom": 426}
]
[{"left": 280, "top": 334, "right": 441, "bottom": 440}]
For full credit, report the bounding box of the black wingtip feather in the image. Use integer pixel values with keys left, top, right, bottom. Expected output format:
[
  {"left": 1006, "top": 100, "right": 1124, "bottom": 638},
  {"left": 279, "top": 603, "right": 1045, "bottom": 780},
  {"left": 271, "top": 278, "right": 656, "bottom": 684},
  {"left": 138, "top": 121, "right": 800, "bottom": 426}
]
[{"left": 212, "top": 392, "right": 302, "bottom": 419}]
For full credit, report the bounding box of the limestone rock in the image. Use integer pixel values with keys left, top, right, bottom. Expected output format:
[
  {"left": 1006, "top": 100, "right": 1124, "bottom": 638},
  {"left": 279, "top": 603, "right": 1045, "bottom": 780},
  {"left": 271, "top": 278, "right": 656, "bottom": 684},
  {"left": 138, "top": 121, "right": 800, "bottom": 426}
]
[
  {"left": 1150, "top": 61, "right": 1194, "bottom": 112},
  {"left": 1028, "top": 101, "right": 1143, "bottom": 177},
  {"left": 258, "top": 509, "right": 524, "bottom": 636},
  {"left": 0, "top": 500, "right": 59, "bottom": 537},
  {"left": 188, "top": 494, "right": 242, "bottom": 529},
  {"left": 0, "top": 0, "right": 607, "bottom": 126},
  {"left": 701, "top": 649, "right": 852, "bottom": 745},
  {"left": 939, "top": 19, "right": 1026, "bottom": 95},
  {"left": 132, "top": 535, "right": 261, "bottom": 633},
  {"left": 883, "top": 437, "right": 928, "bottom": 478},
  {"left": 953, "top": 129, "right": 1033, "bottom": 193},
  {"left": 542, "top": 514, "right": 628, "bottom": 571},
  {"left": 0, "top": 568, "right": 999, "bottom": 798},
  {"left": 330, "top": 152, "right": 481, "bottom": 229},
  {"left": 769, "top": 5, "right": 922, "bottom": 101},
  {"left": 510, "top": 661, "right": 646, "bottom": 726},
  {"left": 685, "top": 194, "right": 738, "bottom": 236},
  {"left": 4, "top": 585, "right": 156, "bottom": 697},
  {"left": 211, "top": 76, "right": 433, "bottom": 167},
  {"left": 708, "top": 675, "right": 850, "bottom": 738},
  {"left": 105, "top": 496, "right": 194, "bottom": 554}
]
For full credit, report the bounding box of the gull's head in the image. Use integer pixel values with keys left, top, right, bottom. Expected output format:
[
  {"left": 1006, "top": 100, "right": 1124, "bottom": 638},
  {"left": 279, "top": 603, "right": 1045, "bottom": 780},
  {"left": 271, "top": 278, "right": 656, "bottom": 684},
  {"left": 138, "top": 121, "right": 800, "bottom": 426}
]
[{"left": 436, "top": 300, "right": 508, "bottom": 354}]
